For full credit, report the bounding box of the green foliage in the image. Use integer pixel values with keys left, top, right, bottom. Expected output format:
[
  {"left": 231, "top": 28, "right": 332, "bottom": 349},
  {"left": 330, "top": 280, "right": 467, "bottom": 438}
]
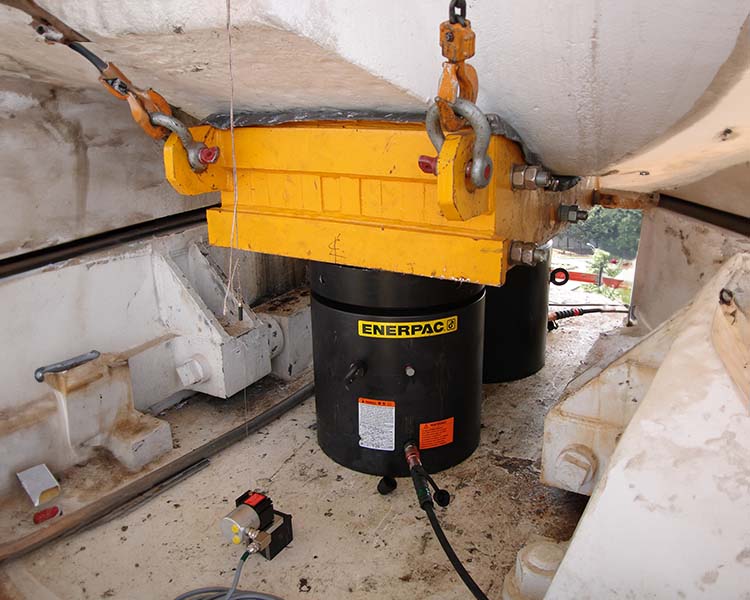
[
  {"left": 567, "top": 207, "right": 643, "bottom": 259},
  {"left": 587, "top": 249, "right": 623, "bottom": 278},
  {"left": 582, "top": 249, "right": 632, "bottom": 303},
  {"left": 581, "top": 282, "right": 631, "bottom": 302}
]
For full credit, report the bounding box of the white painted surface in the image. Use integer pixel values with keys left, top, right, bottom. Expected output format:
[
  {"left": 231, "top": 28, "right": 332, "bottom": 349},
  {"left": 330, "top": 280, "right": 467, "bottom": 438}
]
[
  {"left": 547, "top": 253, "right": 750, "bottom": 599},
  {"left": 600, "top": 18, "right": 750, "bottom": 193},
  {"left": 0, "top": 226, "right": 311, "bottom": 493}
]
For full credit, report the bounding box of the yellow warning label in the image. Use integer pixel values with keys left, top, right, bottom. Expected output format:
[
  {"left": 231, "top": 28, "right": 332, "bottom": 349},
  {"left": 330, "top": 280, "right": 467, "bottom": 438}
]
[
  {"left": 419, "top": 417, "right": 455, "bottom": 449},
  {"left": 358, "top": 316, "right": 458, "bottom": 338}
]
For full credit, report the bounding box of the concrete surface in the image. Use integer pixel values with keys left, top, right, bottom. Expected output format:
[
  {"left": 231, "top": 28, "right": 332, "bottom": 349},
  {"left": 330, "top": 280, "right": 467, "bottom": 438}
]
[
  {"left": 631, "top": 207, "right": 750, "bottom": 331},
  {"left": 0, "top": 77, "right": 215, "bottom": 259},
  {"left": 0, "top": 288, "right": 625, "bottom": 600}
]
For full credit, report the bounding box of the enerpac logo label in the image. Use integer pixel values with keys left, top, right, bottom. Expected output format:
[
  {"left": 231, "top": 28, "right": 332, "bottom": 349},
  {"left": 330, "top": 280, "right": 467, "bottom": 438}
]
[{"left": 358, "top": 316, "right": 458, "bottom": 338}]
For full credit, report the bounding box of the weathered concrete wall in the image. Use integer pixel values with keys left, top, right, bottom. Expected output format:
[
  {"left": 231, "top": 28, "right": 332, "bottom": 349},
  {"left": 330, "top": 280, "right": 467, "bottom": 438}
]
[
  {"left": 0, "top": 77, "right": 215, "bottom": 259},
  {"left": 631, "top": 207, "right": 750, "bottom": 330},
  {"left": 670, "top": 161, "right": 750, "bottom": 219}
]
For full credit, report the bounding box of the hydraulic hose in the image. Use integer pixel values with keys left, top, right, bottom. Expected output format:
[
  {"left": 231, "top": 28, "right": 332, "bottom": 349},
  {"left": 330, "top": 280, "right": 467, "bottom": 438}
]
[
  {"left": 548, "top": 306, "right": 629, "bottom": 331},
  {"left": 424, "top": 504, "right": 489, "bottom": 600},
  {"left": 405, "top": 443, "right": 489, "bottom": 600}
]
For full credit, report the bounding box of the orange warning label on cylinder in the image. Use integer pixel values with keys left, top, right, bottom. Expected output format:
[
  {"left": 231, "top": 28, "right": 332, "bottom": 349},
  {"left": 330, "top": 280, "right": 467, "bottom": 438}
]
[
  {"left": 358, "top": 398, "right": 396, "bottom": 407},
  {"left": 419, "top": 417, "right": 455, "bottom": 449}
]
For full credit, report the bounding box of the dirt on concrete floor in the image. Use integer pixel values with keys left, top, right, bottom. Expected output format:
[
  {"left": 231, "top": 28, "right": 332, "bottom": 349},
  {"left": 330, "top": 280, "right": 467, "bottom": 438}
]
[{"left": 0, "top": 292, "right": 627, "bottom": 600}]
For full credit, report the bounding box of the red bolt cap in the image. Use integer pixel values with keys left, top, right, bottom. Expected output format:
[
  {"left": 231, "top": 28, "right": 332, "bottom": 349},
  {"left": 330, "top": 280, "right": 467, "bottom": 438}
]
[
  {"left": 33, "top": 505, "right": 61, "bottom": 524},
  {"left": 198, "top": 146, "right": 220, "bottom": 165},
  {"left": 418, "top": 155, "right": 438, "bottom": 175}
]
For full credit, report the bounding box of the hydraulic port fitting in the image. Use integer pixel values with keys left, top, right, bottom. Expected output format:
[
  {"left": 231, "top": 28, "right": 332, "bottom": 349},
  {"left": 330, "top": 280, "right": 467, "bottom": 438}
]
[
  {"left": 404, "top": 443, "right": 451, "bottom": 508},
  {"left": 509, "top": 241, "right": 549, "bottom": 267},
  {"left": 418, "top": 155, "right": 439, "bottom": 175},
  {"left": 405, "top": 443, "right": 434, "bottom": 509}
]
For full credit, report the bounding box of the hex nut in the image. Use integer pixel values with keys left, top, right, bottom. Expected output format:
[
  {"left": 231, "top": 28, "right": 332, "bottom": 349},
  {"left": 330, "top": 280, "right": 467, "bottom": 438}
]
[
  {"left": 511, "top": 164, "right": 553, "bottom": 190},
  {"left": 511, "top": 165, "right": 527, "bottom": 189},
  {"left": 176, "top": 356, "right": 210, "bottom": 387},
  {"left": 555, "top": 444, "right": 597, "bottom": 492},
  {"left": 509, "top": 241, "right": 548, "bottom": 267}
]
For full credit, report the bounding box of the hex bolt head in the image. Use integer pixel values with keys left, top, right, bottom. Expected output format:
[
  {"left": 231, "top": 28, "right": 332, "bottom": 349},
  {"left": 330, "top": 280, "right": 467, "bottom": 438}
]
[
  {"left": 558, "top": 204, "right": 589, "bottom": 224},
  {"left": 509, "top": 241, "right": 548, "bottom": 267},
  {"left": 555, "top": 445, "right": 597, "bottom": 492},
  {"left": 176, "top": 356, "right": 209, "bottom": 387},
  {"left": 511, "top": 164, "right": 553, "bottom": 190},
  {"left": 511, "top": 165, "right": 527, "bottom": 189},
  {"left": 515, "top": 540, "right": 567, "bottom": 599}
]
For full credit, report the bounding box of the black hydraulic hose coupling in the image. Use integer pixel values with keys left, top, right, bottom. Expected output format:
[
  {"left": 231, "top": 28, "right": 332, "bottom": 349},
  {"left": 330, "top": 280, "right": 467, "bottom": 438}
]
[
  {"left": 404, "top": 445, "right": 488, "bottom": 600},
  {"left": 404, "top": 442, "right": 452, "bottom": 507},
  {"left": 405, "top": 442, "right": 434, "bottom": 509}
]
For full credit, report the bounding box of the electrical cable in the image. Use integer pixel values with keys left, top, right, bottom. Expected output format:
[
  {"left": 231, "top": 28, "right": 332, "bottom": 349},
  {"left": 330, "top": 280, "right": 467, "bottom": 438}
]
[
  {"left": 175, "top": 551, "right": 286, "bottom": 600},
  {"left": 423, "top": 504, "right": 489, "bottom": 600}
]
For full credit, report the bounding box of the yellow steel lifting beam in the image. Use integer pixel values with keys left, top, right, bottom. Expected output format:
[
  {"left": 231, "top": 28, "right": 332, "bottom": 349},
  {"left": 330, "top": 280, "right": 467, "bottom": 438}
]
[{"left": 162, "top": 121, "right": 592, "bottom": 286}]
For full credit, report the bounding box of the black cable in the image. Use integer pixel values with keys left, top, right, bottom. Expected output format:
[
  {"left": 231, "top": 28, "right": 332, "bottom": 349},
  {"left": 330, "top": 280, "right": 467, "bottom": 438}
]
[
  {"left": 423, "top": 504, "right": 489, "bottom": 600},
  {"left": 68, "top": 42, "right": 108, "bottom": 72}
]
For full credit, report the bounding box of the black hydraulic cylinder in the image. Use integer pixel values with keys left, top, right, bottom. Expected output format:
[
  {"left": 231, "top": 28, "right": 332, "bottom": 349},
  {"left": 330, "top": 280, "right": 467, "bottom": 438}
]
[
  {"left": 310, "top": 262, "right": 485, "bottom": 477},
  {"left": 482, "top": 253, "right": 550, "bottom": 383}
]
